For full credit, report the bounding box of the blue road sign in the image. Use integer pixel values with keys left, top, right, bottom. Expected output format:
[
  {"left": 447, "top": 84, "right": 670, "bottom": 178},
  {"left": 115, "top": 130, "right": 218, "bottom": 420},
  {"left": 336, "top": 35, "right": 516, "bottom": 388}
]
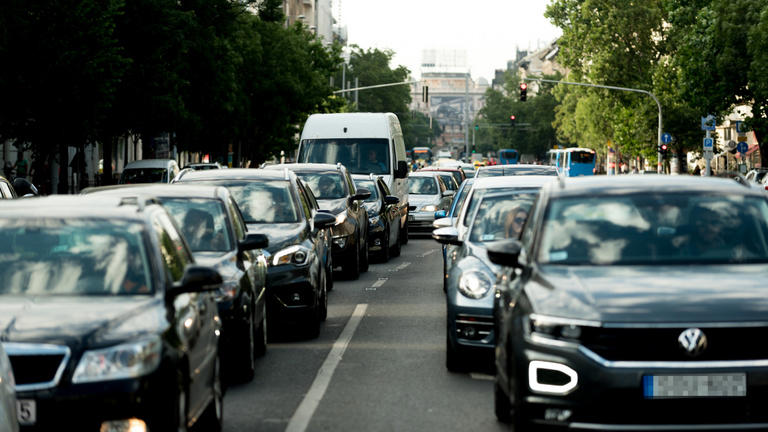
[
  {"left": 703, "top": 137, "right": 714, "bottom": 150},
  {"left": 662, "top": 133, "right": 673, "bottom": 144},
  {"left": 737, "top": 141, "right": 748, "bottom": 154},
  {"left": 701, "top": 115, "right": 716, "bottom": 131}
]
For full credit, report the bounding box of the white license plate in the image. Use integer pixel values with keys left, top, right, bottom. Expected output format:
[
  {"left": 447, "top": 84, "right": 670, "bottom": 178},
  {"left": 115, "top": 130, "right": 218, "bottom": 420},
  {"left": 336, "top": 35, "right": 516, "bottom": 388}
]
[
  {"left": 16, "top": 399, "right": 36, "bottom": 425},
  {"left": 643, "top": 374, "right": 747, "bottom": 398}
]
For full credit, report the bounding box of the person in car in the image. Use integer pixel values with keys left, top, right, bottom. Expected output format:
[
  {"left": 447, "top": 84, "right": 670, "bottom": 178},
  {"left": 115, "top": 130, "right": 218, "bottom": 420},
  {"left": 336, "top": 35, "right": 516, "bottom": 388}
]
[
  {"left": 365, "top": 148, "right": 386, "bottom": 173},
  {"left": 504, "top": 207, "right": 529, "bottom": 239},
  {"left": 183, "top": 208, "right": 216, "bottom": 251}
]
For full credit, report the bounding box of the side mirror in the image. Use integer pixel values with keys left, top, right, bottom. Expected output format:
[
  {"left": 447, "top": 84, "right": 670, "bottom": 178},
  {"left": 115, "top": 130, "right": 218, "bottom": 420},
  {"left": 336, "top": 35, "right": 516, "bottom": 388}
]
[
  {"left": 352, "top": 188, "right": 371, "bottom": 202},
  {"left": 239, "top": 233, "right": 268, "bottom": 251},
  {"left": 313, "top": 212, "right": 337, "bottom": 229},
  {"left": 384, "top": 195, "right": 399, "bottom": 205},
  {"left": 395, "top": 161, "right": 408, "bottom": 179},
  {"left": 442, "top": 190, "right": 455, "bottom": 197},
  {"left": 432, "top": 226, "right": 462, "bottom": 246},
  {"left": 486, "top": 239, "right": 523, "bottom": 268},
  {"left": 168, "top": 265, "right": 222, "bottom": 298},
  {"left": 434, "top": 210, "right": 447, "bottom": 219},
  {"left": 12, "top": 178, "right": 38, "bottom": 197},
  {"left": 433, "top": 216, "right": 453, "bottom": 229}
]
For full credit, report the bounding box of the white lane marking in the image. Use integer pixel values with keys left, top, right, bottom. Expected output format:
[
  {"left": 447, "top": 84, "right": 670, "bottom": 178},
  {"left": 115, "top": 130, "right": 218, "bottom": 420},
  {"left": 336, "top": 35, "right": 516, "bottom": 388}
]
[
  {"left": 390, "top": 262, "right": 411, "bottom": 272},
  {"left": 419, "top": 249, "right": 438, "bottom": 258},
  {"left": 372, "top": 278, "right": 388, "bottom": 288},
  {"left": 285, "top": 303, "right": 368, "bottom": 432},
  {"left": 470, "top": 373, "right": 495, "bottom": 381}
]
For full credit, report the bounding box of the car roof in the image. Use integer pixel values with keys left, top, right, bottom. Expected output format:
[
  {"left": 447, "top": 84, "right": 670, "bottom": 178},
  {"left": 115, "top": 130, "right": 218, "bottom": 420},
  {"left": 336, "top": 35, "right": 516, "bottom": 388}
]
[
  {"left": 124, "top": 159, "right": 176, "bottom": 169},
  {"left": 82, "top": 184, "right": 228, "bottom": 200},
  {"left": 0, "top": 195, "right": 162, "bottom": 220},
  {"left": 174, "top": 168, "right": 291, "bottom": 182},
  {"left": 263, "top": 163, "right": 343, "bottom": 173},
  {"left": 544, "top": 175, "right": 763, "bottom": 198},
  {"left": 472, "top": 175, "right": 556, "bottom": 190},
  {"left": 409, "top": 171, "right": 441, "bottom": 178},
  {"left": 419, "top": 167, "right": 461, "bottom": 172},
  {"left": 478, "top": 164, "right": 556, "bottom": 172}
]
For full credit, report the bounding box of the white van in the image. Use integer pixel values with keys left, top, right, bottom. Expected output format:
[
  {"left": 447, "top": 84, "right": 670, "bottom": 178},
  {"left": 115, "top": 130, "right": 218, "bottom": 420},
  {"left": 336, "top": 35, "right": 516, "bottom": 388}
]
[
  {"left": 297, "top": 113, "right": 411, "bottom": 242},
  {"left": 119, "top": 159, "right": 180, "bottom": 184}
]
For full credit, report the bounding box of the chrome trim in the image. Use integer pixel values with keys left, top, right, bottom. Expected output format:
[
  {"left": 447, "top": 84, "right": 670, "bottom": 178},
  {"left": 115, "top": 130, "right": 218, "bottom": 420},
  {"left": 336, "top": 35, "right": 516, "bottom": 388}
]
[
  {"left": 602, "top": 321, "right": 768, "bottom": 329},
  {"left": 455, "top": 319, "right": 493, "bottom": 326},
  {"left": 579, "top": 345, "right": 768, "bottom": 369},
  {"left": 566, "top": 422, "right": 768, "bottom": 431},
  {"left": 530, "top": 314, "right": 601, "bottom": 328},
  {"left": 3, "top": 342, "right": 71, "bottom": 392},
  {"left": 529, "top": 333, "right": 580, "bottom": 349}
]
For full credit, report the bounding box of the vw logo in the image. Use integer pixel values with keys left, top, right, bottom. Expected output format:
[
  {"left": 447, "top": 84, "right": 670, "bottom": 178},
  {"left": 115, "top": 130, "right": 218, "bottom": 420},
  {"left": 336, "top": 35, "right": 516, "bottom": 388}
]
[{"left": 678, "top": 328, "right": 708, "bottom": 357}]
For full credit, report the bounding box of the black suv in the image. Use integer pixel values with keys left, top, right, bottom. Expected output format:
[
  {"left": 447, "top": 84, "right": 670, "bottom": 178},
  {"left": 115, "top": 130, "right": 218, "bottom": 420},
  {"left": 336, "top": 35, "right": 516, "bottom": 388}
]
[
  {"left": 264, "top": 163, "right": 371, "bottom": 279},
  {"left": 489, "top": 176, "right": 768, "bottom": 430},
  {"left": 82, "top": 184, "right": 270, "bottom": 383},
  {"left": 0, "top": 195, "right": 223, "bottom": 431},
  {"left": 174, "top": 168, "right": 336, "bottom": 338}
]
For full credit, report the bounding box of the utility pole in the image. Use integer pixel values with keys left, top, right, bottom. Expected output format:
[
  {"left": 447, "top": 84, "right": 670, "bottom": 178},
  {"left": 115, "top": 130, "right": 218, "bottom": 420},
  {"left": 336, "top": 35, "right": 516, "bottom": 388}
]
[
  {"left": 464, "top": 74, "right": 470, "bottom": 162},
  {"left": 354, "top": 77, "right": 359, "bottom": 109},
  {"left": 524, "top": 77, "right": 663, "bottom": 173}
]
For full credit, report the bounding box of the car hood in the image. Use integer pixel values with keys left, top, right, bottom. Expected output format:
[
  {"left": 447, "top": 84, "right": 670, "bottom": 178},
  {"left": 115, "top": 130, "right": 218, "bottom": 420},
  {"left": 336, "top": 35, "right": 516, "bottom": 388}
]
[
  {"left": 193, "top": 251, "right": 238, "bottom": 282},
  {"left": 316, "top": 198, "right": 347, "bottom": 215},
  {"left": 527, "top": 264, "right": 768, "bottom": 323},
  {"left": 409, "top": 194, "right": 440, "bottom": 207},
  {"left": 247, "top": 222, "right": 305, "bottom": 254},
  {"left": 0, "top": 296, "right": 167, "bottom": 347}
]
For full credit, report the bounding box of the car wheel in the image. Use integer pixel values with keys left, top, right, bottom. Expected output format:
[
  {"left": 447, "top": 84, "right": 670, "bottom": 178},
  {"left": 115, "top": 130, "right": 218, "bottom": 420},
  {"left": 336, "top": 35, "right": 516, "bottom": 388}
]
[
  {"left": 401, "top": 218, "right": 409, "bottom": 245},
  {"left": 360, "top": 231, "right": 369, "bottom": 272},
  {"left": 326, "top": 253, "right": 334, "bottom": 292},
  {"left": 196, "top": 356, "right": 224, "bottom": 432},
  {"left": 390, "top": 224, "right": 401, "bottom": 257},
  {"left": 254, "top": 301, "right": 267, "bottom": 358},
  {"left": 343, "top": 244, "right": 360, "bottom": 280},
  {"left": 380, "top": 226, "right": 391, "bottom": 263},
  {"left": 445, "top": 333, "right": 466, "bottom": 373}
]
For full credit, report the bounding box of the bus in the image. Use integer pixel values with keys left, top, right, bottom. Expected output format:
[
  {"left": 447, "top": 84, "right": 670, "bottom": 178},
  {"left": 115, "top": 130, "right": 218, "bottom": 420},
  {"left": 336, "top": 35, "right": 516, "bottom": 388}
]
[
  {"left": 412, "top": 147, "right": 433, "bottom": 165},
  {"left": 498, "top": 148, "right": 519, "bottom": 165},
  {"left": 548, "top": 148, "right": 596, "bottom": 176}
]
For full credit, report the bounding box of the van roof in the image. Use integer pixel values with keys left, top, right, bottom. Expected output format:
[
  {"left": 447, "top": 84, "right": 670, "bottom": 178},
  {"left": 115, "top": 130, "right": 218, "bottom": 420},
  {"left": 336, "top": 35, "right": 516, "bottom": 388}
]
[
  {"left": 124, "top": 159, "right": 176, "bottom": 169},
  {"left": 300, "top": 113, "right": 397, "bottom": 140}
]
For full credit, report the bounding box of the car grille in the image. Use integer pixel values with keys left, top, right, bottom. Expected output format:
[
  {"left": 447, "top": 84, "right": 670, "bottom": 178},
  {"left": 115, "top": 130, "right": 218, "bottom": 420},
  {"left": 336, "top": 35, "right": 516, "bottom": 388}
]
[
  {"left": 408, "top": 205, "right": 416, "bottom": 211},
  {"left": 4, "top": 343, "right": 70, "bottom": 390},
  {"left": 580, "top": 326, "right": 768, "bottom": 362},
  {"left": 455, "top": 314, "right": 493, "bottom": 341}
]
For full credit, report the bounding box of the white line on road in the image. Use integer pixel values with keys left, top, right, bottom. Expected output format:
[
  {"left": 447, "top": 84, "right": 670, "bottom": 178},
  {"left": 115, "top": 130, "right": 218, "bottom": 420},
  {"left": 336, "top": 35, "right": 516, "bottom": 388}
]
[
  {"left": 390, "top": 262, "right": 411, "bottom": 272},
  {"left": 372, "top": 278, "right": 388, "bottom": 288},
  {"left": 418, "top": 249, "right": 437, "bottom": 258},
  {"left": 285, "top": 303, "right": 368, "bottom": 432},
  {"left": 469, "top": 373, "right": 495, "bottom": 381}
]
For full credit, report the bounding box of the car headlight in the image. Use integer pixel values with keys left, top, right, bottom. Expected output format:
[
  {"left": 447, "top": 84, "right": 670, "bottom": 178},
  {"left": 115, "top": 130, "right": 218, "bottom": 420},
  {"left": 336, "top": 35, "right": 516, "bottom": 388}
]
[
  {"left": 272, "top": 245, "right": 310, "bottom": 266},
  {"left": 335, "top": 210, "right": 348, "bottom": 225},
  {"left": 524, "top": 314, "right": 600, "bottom": 342},
  {"left": 420, "top": 205, "right": 438, "bottom": 212},
  {"left": 457, "top": 270, "right": 493, "bottom": 299},
  {"left": 217, "top": 280, "right": 238, "bottom": 300},
  {"left": 72, "top": 337, "right": 162, "bottom": 383},
  {"left": 369, "top": 215, "right": 381, "bottom": 225}
]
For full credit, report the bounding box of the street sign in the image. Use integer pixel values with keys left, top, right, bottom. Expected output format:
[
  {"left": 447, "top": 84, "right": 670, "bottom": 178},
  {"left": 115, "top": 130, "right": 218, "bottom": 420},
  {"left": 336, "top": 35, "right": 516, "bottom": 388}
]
[
  {"left": 738, "top": 135, "right": 748, "bottom": 142},
  {"left": 662, "top": 133, "right": 673, "bottom": 144},
  {"left": 737, "top": 141, "right": 748, "bottom": 154},
  {"left": 701, "top": 115, "right": 716, "bottom": 131},
  {"left": 703, "top": 137, "right": 714, "bottom": 150}
]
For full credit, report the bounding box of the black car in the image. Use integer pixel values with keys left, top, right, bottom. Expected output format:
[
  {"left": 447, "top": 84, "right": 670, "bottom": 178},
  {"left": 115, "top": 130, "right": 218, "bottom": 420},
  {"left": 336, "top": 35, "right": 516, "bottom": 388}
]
[
  {"left": 352, "top": 174, "right": 401, "bottom": 262},
  {"left": 0, "top": 195, "right": 223, "bottom": 431},
  {"left": 82, "top": 184, "right": 270, "bottom": 383},
  {"left": 489, "top": 176, "right": 768, "bottom": 430},
  {"left": 264, "top": 163, "right": 371, "bottom": 279},
  {"left": 174, "top": 168, "right": 336, "bottom": 338}
]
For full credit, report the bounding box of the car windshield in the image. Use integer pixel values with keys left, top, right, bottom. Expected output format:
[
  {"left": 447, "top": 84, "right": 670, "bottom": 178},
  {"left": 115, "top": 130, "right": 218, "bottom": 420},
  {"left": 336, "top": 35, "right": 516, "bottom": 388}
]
[
  {"left": 450, "top": 181, "right": 473, "bottom": 217},
  {"left": 296, "top": 172, "right": 347, "bottom": 199},
  {"left": 299, "top": 138, "right": 390, "bottom": 175},
  {"left": 120, "top": 168, "right": 167, "bottom": 184},
  {"left": 354, "top": 179, "right": 379, "bottom": 202},
  {"left": 538, "top": 193, "right": 768, "bottom": 265},
  {"left": 161, "top": 198, "right": 232, "bottom": 253},
  {"left": 0, "top": 219, "right": 152, "bottom": 296},
  {"left": 409, "top": 177, "right": 437, "bottom": 195},
  {"left": 571, "top": 150, "right": 595, "bottom": 164},
  {"left": 468, "top": 192, "right": 537, "bottom": 242},
  {"left": 215, "top": 180, "right": 299, "bottom": 224},
  {"left": 438, "top": 174, "right": 457, "bottom": 191}
]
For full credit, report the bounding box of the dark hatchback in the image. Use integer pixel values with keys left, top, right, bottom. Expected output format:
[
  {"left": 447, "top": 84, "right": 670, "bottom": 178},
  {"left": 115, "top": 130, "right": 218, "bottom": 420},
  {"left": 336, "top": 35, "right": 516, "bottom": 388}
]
[
  {"left": 264, "top": 163, "right": 371, "bottom": 279},
  {"left": 352, "top": 174, "right": 401, "bottom": 262},
  {"left": 174, "top": 169, "right": 336, "bottom": 338},
  {"left": 0, "top": 196, "right": 223, "bottom": 431},
  {"left": 489, "top": 176, "right": 768, "bottom": 430},
  {"left": 82, "top": 184, "right": 270, "bottom": 383}
]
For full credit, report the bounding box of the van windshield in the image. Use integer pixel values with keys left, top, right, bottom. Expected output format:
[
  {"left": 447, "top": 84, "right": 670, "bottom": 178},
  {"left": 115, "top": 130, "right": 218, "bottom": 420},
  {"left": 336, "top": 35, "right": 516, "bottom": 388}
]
[{"left": 299, "top": 138, "right": 391, "bottom": 175}]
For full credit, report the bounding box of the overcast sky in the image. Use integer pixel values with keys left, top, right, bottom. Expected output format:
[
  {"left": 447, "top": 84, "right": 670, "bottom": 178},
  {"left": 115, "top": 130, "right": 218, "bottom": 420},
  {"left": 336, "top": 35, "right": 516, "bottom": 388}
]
[{"left": 337, "top": 0, "right": 562, "bottom": 81}]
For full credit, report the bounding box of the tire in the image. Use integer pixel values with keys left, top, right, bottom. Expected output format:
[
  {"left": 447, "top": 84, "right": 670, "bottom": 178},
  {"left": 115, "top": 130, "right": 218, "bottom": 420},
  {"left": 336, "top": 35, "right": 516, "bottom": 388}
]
[
  {"left": 494, "top": 379, "right": 513, "bottom": 423},
  {"left": 445, "top": 333, "right": 467, "bottom": 373},
  {"left": 401, "top": 218, "right": 409, "bottom": 245},
  {"left": 360, "top": 231, "right": 369, "bottom": 272},
  {"left": 380, "top": 226, "right": 391, "bottom": 263},
  {"left": 390, "top": 223, "right": 401, "bottom": 257},
  {"left": 236, "top": 310, "right": 256, "bottom": 383},
  {"left": 319, "top": 270, "right": 328, "bottom": 322},
  {"left": 196, "top": 356, "right": 223, "bottom": 432},
  {"left": 254, "top": 301, "right": 267, "bottom": 358},
  {"left": 326, "top": 253, "right": 334, "bottom": 292},
  {"left": 343, "top": 246, "right": 360, "bottom": 280}
]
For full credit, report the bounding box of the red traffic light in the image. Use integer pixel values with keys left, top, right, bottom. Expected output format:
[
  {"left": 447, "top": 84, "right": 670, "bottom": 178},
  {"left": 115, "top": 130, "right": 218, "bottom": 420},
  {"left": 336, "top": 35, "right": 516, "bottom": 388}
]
[
  {"left": 520, "top": 83, "right": 528, "bottom": 90},
  {"left": 510, "top": 115, "right": 516, "bottom": 120},
  {"left": 661, "top": 144, "right": 668, "bottom": 151}
]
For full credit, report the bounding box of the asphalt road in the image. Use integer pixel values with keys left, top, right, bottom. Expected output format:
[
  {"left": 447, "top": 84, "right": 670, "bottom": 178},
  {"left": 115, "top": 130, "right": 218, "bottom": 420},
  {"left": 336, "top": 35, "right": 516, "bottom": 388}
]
[{"left": 223, "top": 238, "right": 508, "bottom": 432}]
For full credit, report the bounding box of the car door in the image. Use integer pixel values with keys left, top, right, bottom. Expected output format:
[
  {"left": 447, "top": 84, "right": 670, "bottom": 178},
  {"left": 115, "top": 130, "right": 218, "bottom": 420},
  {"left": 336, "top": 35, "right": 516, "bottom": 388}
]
[{"left": 154, "top": 212, "right": 218, "bottom": 418}]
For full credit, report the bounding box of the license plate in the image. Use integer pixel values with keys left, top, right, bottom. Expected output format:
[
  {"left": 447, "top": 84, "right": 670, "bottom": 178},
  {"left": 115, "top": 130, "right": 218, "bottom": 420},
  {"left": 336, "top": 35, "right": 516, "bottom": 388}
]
[
  {"left": 16, "top": 399, "right": 36, "bottom": 425},
  {"left": 643, "top": 374, "right": 746, "bottom": 398}
]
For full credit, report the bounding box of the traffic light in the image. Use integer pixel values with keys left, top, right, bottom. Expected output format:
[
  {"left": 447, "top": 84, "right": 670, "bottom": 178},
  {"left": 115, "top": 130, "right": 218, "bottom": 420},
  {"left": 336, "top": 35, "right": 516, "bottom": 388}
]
[
  {"left": 475, "top": 124, "right": 479, "bottom": 131},
  {"left": 509, "top": 115, "right": 516, "bottom": 128},
  {"left": 519, "top": 83, "right": 528, "bottom": 102},
  {"left": 660, "top": 143, "right": 669, "bottom": 157}
]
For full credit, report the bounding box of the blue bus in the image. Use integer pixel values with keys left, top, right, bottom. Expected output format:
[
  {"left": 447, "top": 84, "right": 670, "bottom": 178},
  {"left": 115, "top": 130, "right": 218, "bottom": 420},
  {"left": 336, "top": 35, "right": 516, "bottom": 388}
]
[
  {"left": 498, "top": 148, "right": 519, "bottom": 165},
  {"left": 412, "top": 147, "right": 433, "bottom": 165},
  {"left": 549, "top": 148, "right": 596, "bottom": 176}
]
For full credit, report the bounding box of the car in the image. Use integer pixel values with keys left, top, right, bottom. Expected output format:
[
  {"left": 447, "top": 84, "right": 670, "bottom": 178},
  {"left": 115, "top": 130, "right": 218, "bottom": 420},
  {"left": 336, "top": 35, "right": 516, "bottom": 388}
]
[
  {"left": 488, "top": 175, "right": 768, "bottom": 429},
  {"left": 745, "top": 168, "right": 768, "bottom": 184},
  {"left": 173, "top": 168, "right": 336, "bottom": 338},
  {"left": 0, "top": 175, "right": 17, "bottom": 199},
  {"left": 0, "top": 195, "right": 223, "bottom": 431},
  {"left": 474, "top": 164, "right": 558, "bottom": 178},
  {"left": 82, "top": 184, "right": 270, "bottom": 383},
  {"left": 419, "top": 166, "right": 467, "bottom": 190},
  {"left": 407, "top": 171, "right": 454, "bottom": 234},
  {"left": 187, "top": 162, "right": 224, "bottom": 170},
  {"left": 432, "top": 176, "right": 553, "bottom": 372},
  {"left": 420, "top": 169, "right": 459, "bottom": 195},
  {"left": 434, "top": 178, "right": 475, "bottom": 292},
  {"left": 264, "top": 163, "right": 371, "bottom": 279},
  {"left": 0, "top": 343, "right": 18, "bottom": 432},
  {"left": 353, "top": 174, "right": 401, "bottom": 262},
  {"left": 119, "top": 159, "right": 180, "bottom": 184}
]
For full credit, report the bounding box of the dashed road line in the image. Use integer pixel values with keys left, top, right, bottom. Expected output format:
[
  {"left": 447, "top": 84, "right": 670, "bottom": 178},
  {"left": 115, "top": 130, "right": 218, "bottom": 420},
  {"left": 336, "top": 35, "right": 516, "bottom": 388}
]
[
  {"left": 469, "top": 373, "right": 495, "bottom": 381},
  {"left": 418, "top": 249, "right": 438, "bottom": 258},
  {"left": 389, "top": 262, "right": 411, "bottom": 272}
]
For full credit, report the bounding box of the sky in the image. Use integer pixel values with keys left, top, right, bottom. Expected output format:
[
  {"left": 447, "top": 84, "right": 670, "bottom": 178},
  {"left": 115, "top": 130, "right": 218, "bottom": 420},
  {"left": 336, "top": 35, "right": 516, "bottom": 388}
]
[{"left": 337, "top": 0, "right": 562, "bottom": 82}]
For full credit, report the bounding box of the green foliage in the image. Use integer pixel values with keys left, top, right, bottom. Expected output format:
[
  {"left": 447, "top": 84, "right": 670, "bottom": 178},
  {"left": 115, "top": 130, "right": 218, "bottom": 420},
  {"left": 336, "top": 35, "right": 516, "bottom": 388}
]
[{"left": 343, "top": 46, "right": 411, "bottom": 114}]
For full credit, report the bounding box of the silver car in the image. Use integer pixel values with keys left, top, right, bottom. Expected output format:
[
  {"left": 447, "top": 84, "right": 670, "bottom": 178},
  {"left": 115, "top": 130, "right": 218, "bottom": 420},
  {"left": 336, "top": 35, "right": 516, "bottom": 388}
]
[{"left": 407, "top": 171, "right": 453, "bottom": 234}]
